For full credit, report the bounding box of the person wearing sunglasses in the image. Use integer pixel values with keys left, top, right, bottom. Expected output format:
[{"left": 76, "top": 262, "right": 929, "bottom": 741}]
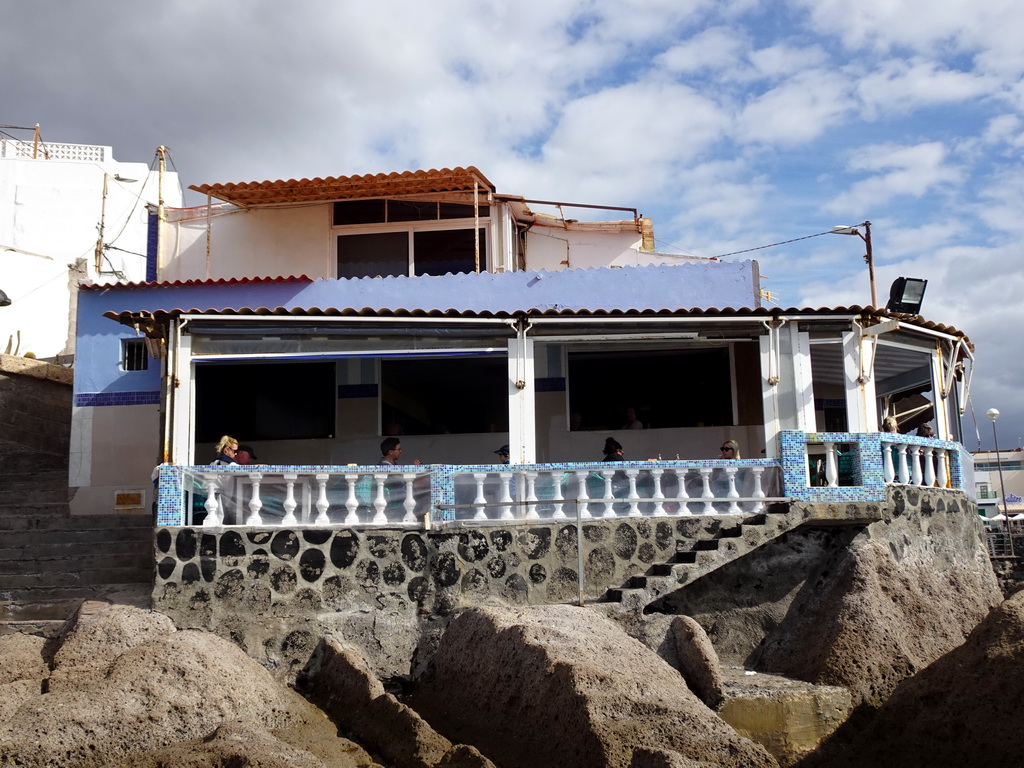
[{"left": 719, "top": 440, "right": 741, "bottom": 459}]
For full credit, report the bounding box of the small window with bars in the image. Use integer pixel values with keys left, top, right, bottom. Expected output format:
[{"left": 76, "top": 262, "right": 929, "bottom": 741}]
[{"left": 122, "top": 338, "right": 148, "bottom": 371}]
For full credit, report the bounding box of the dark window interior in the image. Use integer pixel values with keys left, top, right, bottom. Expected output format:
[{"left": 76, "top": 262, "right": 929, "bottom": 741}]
[
  {"left": 414, "top": 229, "right": 486, "bottom": 276},
  {"left": 195, "top": 361, "right": 335, "bottom": 443},
  {"left": 568, "top": 348, "right": 733, "bottom": 430},
  {"left": 338, "top": 232, "right": 409, "bottom": 278},
  {"left": 334, "top": 199, "right": 489, "bottom": 225},
  {"left": 381, "top": 356, "right": 508, "bottom": 435}
]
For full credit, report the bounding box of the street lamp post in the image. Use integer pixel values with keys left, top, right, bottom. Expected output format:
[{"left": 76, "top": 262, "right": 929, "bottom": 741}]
[
  {"left": 831, "top": 221, "right": 876, "bottom": 308},
  {"left": 987, "top": 408, "right": 1015, "bottom": 557}
]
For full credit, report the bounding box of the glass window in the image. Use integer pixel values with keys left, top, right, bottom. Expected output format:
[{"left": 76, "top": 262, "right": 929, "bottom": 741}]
[
  {"left": 333, "top": 199, "right": 387, "bottom": 226},
  {"left": 414, "top": 229, "right": 486, "bottom": 276},
  {"left": 338, "top": 232, "right": 409, "bottom": 278},
  {"left": 381, "top": 355, "right": 508, "bottom": 435}
]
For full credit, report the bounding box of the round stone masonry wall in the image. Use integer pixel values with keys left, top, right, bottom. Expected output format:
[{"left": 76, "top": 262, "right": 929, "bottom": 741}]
[{"left": 153, "top": 526, "right": 433, "bottom": 627}]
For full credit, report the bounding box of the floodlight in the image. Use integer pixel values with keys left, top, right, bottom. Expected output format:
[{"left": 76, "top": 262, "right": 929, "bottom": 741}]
[{"left": 886, "top": 277, "right": 927, "bottom": 314}]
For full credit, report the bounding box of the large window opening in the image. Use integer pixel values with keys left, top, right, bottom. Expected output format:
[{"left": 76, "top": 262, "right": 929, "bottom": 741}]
[
  {"left": 380, "top": 356, "right": 508, "bottom": 435},
  {"left": 567, "top": 348, "right": 733, "bottom": 431},
  {"left": 194, "top": 361, "right": 336, "bottom": 442},
  {"left": 337, "top": 228, "right": 486, "bottom": 278}
]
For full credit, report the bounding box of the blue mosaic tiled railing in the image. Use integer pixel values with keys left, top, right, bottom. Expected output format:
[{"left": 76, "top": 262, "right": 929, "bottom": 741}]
[{"left": 154, "top": 432, "right": 971, "bottom": 527}]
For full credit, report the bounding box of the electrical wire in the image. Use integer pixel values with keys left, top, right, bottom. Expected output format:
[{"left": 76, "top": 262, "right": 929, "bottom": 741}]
[{"left": 711, "top": 230, "right": 832, "bottom": 258}]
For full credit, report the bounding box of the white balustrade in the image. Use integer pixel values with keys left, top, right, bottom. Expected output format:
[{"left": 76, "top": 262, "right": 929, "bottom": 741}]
[
  {"left": 315, "top": 473, "right": 331, "bottom": 525},
  {"left": 202, "top": 474, "right": 223, "bottom": 527},
  {"left": 344, "top": 473, "right": 360, "bottom": 524},
  {"left": 699, "top": 468, "right": 715, "bottom": 515},
  {"left": 402, "top": 473, "right": 418, "bottom": 523},
  {"left": 281, "top": 474, "right": 299, "bottom": 526},
  {"left": 244, "top": 473, "right": 264, "bottom": 526},
  {"left": 651, "top": 468, "right": 666, "bottom": 517}
]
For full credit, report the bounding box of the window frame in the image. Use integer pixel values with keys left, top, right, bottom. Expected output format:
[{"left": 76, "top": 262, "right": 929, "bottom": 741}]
[
  {"left": 121, "top": 338, "right": 149, "bottom": 372},
  {"left": 333, "top": 203, "right": 490, "bottom": 278}
]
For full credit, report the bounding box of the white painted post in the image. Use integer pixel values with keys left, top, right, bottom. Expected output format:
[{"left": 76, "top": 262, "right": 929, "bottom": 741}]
[
  {"left": 897, "top": 445, "right": 910, "bottom": 484},
  {"left": 573, "top": 470, "right": 592, "bottom": 519},
  {"left": 626, "top": 469, "right": 642, "bottom": 517},
  {"left": 551, "top": 472, "right": 566, "bottom": 520},
  {"left": 499, "top": 472, "right": 514, "bottom": 520},
  {"left": 244, "top": 473, "right": 264, "bottom": 526},
  {"left": 651, "top": 468, "right": 666, "bottom": 517},
  {"left": 923, "top": 447, "right": 936, "bottom": 487},
  {"left": 910, "top": 446, "right": 923, "bottom": 486},
  {"left": 936, "top": 449, "right": 949, "bottom": 489},
  {"left": 751, "top": 466, "right": 766, "bottom": 513},
  {"left": 678, "top": 468, "right": 692, "bottom": 516},
  {"left": 601, "top": 470, "right": 617, "bottom": 518},
  {"left": 700, "top": 468, "right": 715, "bottom": 515},
  {"left": 202, "top": 474, "right": 222, "bottom": 527},
  {"left": 344, "top": 473, "right": 360, "bottom": 525},
  {"left": 372, "top": 473, "right": 388, "bottom": 524},
  {"left": 725, "top": 466, "right": 741, "bottom": 514},
  {"left": 882, "top": 440, "right": 896, "bottom": 483},
  {"left": 824, "top": 442, "right": 839, "bottom": 488},
  {"left": 281, "top": 473, "right": 298, "bottom": 526},
  {"left": 314, "top": 473, "right": 331, "bottom": 526},
  {"left": 402, "top": 473, "right": 418, "bottom": 523},
  {"left": 524, "top": 471, "right": 540, "bottom": 519},
  {"left": 472, "top": 472, "right": 489, "bottom": 520}
]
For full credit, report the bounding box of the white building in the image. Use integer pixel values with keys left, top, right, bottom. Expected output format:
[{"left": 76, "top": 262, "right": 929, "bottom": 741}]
[
  {"left": 973, "top": 450, "right": 1024, "bottom": 519},
  {"left": 0, "top": 134, "right": 181, "bottom": 362}
]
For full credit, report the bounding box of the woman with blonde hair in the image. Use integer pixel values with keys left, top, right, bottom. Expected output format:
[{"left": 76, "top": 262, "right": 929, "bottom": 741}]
[
  {"left": 719, "top": 439, "right": 741, "bottom": 459},
  {"left": 212, "top": 435, "right": 239, "bottom": 465}
]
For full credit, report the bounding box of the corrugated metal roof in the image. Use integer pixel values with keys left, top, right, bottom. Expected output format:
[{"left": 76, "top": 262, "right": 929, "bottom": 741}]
[{"left": 190, "top": 166, "right": 495, "bottom": 207}]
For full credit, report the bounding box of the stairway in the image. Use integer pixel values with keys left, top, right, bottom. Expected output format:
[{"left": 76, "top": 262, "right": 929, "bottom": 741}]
[
  {"left": 602, "top": 503, "right": 807, "bottom": 613},
  {"left": 0, "top": 356, "right": 153, "bottom": 631}
]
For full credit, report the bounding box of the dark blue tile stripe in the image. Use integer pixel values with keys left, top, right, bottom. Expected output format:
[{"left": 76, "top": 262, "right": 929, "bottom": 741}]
[{"left": 75, "top": 391, "right": 161, "bottom": 407}]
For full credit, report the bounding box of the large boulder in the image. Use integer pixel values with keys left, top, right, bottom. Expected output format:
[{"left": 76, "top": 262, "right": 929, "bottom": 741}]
[
  {"left": 0, "top": 628, "right": 332, "bottom": 767},
  {"left": 410, "top": 605, "right": 777, "bottom": 768},
  {"left": 807, "top": 590, "right": 1024, "bottom": 768}
]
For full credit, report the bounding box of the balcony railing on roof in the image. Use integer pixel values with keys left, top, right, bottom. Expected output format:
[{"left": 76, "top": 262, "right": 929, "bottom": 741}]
[{"left": 154, "top": 431, "right": 972, "bottom": 528}]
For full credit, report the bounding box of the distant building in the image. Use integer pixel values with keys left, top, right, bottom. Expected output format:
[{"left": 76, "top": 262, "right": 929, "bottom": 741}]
[
  {"left": 0, "top": 135, "right": 181, "bottom": 362},
  {"left": 972, "top": 449, "right": 1024, "bottom": 519}
]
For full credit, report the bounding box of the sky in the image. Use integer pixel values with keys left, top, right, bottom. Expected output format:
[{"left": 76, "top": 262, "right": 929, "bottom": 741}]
[{"left": 2, "top": 0, "right": 1022, "bottom": 449}]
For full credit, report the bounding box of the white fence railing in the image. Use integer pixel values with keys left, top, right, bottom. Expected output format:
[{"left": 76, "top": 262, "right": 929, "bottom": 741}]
[
  {"left": 183, "top": 468, "right": 432, "bottom": 527},
  {"left": 438, "top": 464, "right": 785, "bottom": 524}
]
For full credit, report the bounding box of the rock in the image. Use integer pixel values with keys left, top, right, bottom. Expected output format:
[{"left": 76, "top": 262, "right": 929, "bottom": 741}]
[
  {"left": 670, "top": 615, "right": 724, "bottom": 709},
  {"left": 298, "top": 636, "right": 457, "bottom": 768},
  {"left": 437, "top": 743, "right": 499, "bottom": 768},
  {"left": 810, "top": 590, "right": 1024, "bottom": 768},
  {"left": 410, "top": 605, "right": 777, "bottom": 768},
  {"left": 630, "top": 746, "right": 715, "bottom": 767},
  {"left": 0, "top": 629, "right": 330, "bottom": 768},
  {"left": 0, "top": 633, "right": 47, "bottom": 684},
  {"left": 51, "top": 602, "right": 177, "bottom": 670},
  {"left": 97, "top": 721, "right": 333, "bottom": 768}
]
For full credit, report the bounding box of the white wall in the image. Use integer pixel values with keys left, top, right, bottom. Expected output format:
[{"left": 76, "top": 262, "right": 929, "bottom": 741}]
[
  {"left": 162, "top": 204, "right": 331, "bottom": 281},
  {"left": 0, "top": 147, "right": 181, "bottom": 360}
]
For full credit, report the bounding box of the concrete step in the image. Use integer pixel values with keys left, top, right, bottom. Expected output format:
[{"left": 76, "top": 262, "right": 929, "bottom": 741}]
[
  {"left": 0, "top": 550, "right": 152, "bottom": 574},
  {"left": 0, "top": 565, "right": 153, "bottom": 592},
  {"left": 0, "top": 513, "right": 151, "bottom": 532},
  {"left": 1, "top": 526, "right": 152, "bottom": 548}
]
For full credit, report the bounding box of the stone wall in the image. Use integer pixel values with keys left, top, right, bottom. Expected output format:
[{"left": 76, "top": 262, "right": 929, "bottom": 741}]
[
  {"left": 0, "top": 354, "right": 72, "bottom": 474},
  {"left": 152, "top": 487, "right": 987, "bottom": 684}
]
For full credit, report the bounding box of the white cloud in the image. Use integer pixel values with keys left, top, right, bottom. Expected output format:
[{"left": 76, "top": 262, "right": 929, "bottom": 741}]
[
  {"left": 824, "top": 142, "right": 962, "bottom": 213},
  {"left": 735, "top": 70, "right": 857, "bottom": 145},
  {"left": 856, "top": 58, "right": 997, "bottom": 119}
]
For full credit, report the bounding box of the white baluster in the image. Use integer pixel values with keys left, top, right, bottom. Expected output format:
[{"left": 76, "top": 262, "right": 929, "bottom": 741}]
[
  {"left": 824, "top": 442, "right": 838, "bottom": 488},
  {"left": 372, "top": 473, "right": 389, "bottom": 524},
  {"left": 677, "top": 469, "right": 692, "bottom": 516},
  {"left": 244, "top": 473, "right": 264, "bottom": 526},
  {"left": 499, "top": 472, "right": 514, "bottom": 520},
  {"left": 601, "top": 469, "right": 617, "bottom": 518},
  {"left": 551, "top": 472, "right": 566, "bottom": 520},
  {"left": 314, "top": 473, "right": 331, "bottom": 525},
  {"left": 472, "top": 472, "right": 489, "bottom": 520},
  {"left": 402, "top": 473, "right": 418, "bottom": 523},
  {"left": 751, "top": 466, "right": 766, "bottom": 513},
  {"left": 936, "top": 449, "right": 949, "bottom": 489},
  {"left": 626, "top": 469, "right": 642, "bottom": 517},
  {"left": 651, "top": 468, "right": 666, "bottom": 517},
  {"left": 725, "top": 466, "right": 741, "bottom": 514},
  {"left": 882, "top": 440, "right": 896, "bottom": 483},
  {"left": 203, "top": 474, "right": 222, "bottom": 527},
  {"left": 897, "top": 445, "right": 910, "bottom": 484},
  {"left": 524, "top": 471, "right": 540, "bottom": 519},
  {"left": 573, "top": 470, "right": 592, "bottom": 519},
  {"left": 923, "top": 447, "right": 936, "bottom": 487},
  {"left": 700, "top": 467, "right": 715, "bottom": 515},
  {"left": 910, "top": 446, "right": 923, "bottom": 486},
  {"left": 281, "top": 473, "right": 298, "bottom": 526},
  {"left": 344, "top": 473, "right": 360, "bottom": 524}
]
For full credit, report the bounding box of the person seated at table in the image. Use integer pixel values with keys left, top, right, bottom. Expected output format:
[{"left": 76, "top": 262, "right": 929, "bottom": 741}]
[
  {"left": 379, "top": 436, "right": 421, "bottom": 466},
  {"left": 916, "top": 423, "right": 935, "bottom": 438},
  {"left": 235, "top": 443, "right": 259, "bottom": 465},
  {"left": 882, "top": 416, "right": 899, "bottom": 433},
  {"left": 494, "top": 444, "right": 510, "bottom": 464},
  {"left": 602, "top": 437, "right": 625, "bottom": 461},
  {"left": 719, "top": 439, "right": 741, "bottom": 459}
]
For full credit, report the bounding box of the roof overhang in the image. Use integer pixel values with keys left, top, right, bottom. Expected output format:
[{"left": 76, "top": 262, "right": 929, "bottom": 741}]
[{"left": 190, "top": 166, "right": 495, "bottom": 208}]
